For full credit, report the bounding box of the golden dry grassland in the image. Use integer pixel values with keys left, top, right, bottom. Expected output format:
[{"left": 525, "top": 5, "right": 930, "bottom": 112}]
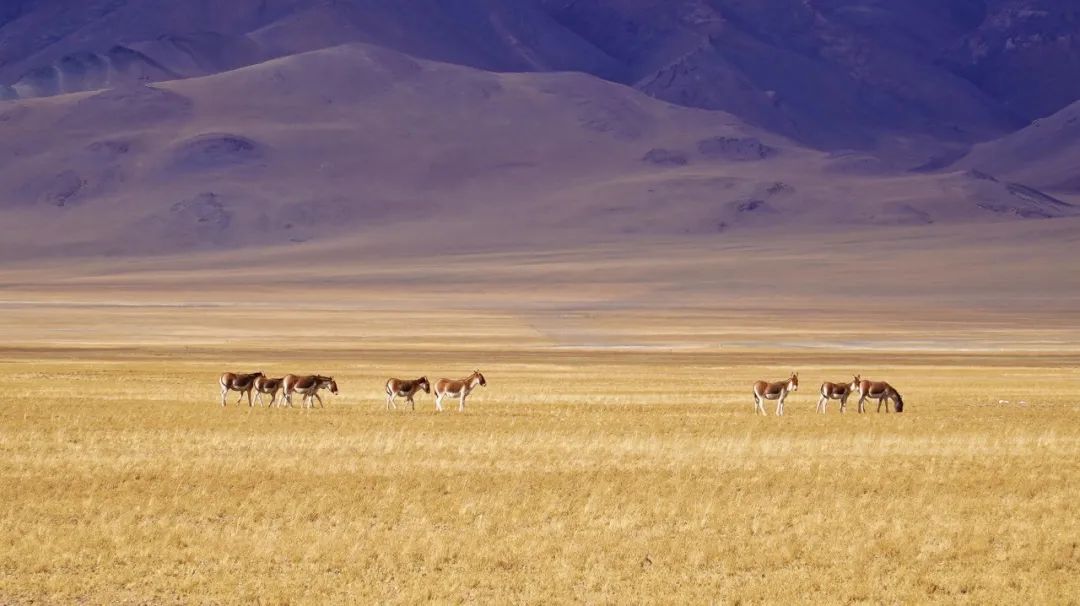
[
  {"left": 2, "top": 229, "right": 1080, "bottom": 604},
  {"left": 2, "top": 341, "right": 1079, "bottom": 604}
]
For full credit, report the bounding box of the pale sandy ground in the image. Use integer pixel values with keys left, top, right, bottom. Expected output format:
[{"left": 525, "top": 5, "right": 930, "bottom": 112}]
[{"left": 3, "top": 218, "right": 1078, "bottom": 351}]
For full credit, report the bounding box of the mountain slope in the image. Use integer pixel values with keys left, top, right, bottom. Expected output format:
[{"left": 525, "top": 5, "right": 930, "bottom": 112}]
[
  {"left": 1, "top": 43, "right": 1074, "bottom": 262},
  {"left": 959, "top": 99, "right": 1080, "bottom": 193},
  {"left": 0, "top": 43, "right": 776, "bottom": 258}
]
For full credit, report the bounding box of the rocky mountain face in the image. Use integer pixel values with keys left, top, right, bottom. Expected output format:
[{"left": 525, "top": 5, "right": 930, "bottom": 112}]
[
  {"left": 542, "top": 0, "right": 1080, "bottom": 149},
  {"left": 941, "top": 0, "right": 1080, "bottom": 121},
  {"left": 2, "top": 0, "right": 1078, "bottom": 151}
]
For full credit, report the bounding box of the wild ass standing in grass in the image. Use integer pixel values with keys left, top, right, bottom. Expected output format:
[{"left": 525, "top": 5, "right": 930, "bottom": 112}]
[
  {"left": 433, "top": 370, "right": 486, "bottom": 412},
  {"left": 818, "top": 375, "right": 861, "bottom": 414},
  {"left": 282, "top": 374, "right": 339, "bottom": 409},
  {"left": 385, "top": 376, "right": 430, "bottom": 411},
  {"left": 253, "top": 376, "right": 285, "bottom": 407},
  {"left": 219, "top": 371, "right": 264, "bottom": 407},
  {"left": 856, "top": 378, "right": 904, "bottom": 413},
  {"left": 752, "top": 372, "right": 799, "bottom": 416}
]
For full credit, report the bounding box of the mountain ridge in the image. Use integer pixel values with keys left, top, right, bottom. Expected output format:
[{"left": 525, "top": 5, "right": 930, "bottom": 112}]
[{"left": 3, "top": 0, "right": 1079, "bottom": 151}]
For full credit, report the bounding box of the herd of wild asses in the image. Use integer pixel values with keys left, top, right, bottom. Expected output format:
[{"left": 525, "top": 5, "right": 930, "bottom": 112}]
[
  {"left": 219, "top": 370, "right": 902, "bottom": 414},
  {"left": 753, "top": 373, "right": 903, "bottom": 415},
  {"left": 219, "top": 372, "right": 340, "bottom": 409},
  {"left": 218, "top": 370, "right": 488, "bottom": 412}
]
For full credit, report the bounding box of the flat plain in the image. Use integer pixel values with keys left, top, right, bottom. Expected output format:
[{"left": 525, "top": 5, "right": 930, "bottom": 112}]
[
  {"left": 2, "top": 229, "right": 1079, "bottom": 604},
  {"left": 2, "top": 345, "right": 1079, "bottom": 604}
]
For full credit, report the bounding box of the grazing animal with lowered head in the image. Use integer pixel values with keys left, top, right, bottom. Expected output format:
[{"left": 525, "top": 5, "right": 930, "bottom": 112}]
[
  {"left": 253, "top": 376, "right": 285, "bottom": 407},
  {"left": 818, "top": 375, "right": 861, "bottom": 414},
  {"left": 219, "top": 371, "right": 264, "bottom": 407},
  {"left": 752, "top": 372, "right": 799, "bottom": 416},
  {"left": 856, "top": 378, "right": 904, "bottom": 413},
  {"left": 385, "top": 376, "right": 430, "bottom": 411},
  {"left": 282, "top": 374, "right": 339, "bottom": 409},
  {"left": 433, "top": 370, "right": 486, "bottom": 412}
]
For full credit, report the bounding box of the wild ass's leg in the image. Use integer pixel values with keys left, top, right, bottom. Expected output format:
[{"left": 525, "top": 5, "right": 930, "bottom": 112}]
[
  {"left": 435, "top": 393, "right": 444, "bottom": 412},
  {"left": 857, "top": 394, "right": 867, "bottom": 414},
  {"left": 839, "top": 394, "right": 848, "bottom": 413},
  {"left": 221, "top": 385, "right": 228, "bottom": 407},
  {"left": 407, "top": 395, "right": 416, "bottom": 411},
  {"left": 459, "top": 394, "right": 466, "bottom": 413},
  {"left": 776, "top": 392, "right": 784, "bottom": 416},
  {"left": 386, "top": 392, "right": 395, "bottom": 411},
  {"left": 817, "top": 395, "right": 826, "bottom": 414},
  {"left": 315, "top": 393, "right": 324, "bottom": 408}
]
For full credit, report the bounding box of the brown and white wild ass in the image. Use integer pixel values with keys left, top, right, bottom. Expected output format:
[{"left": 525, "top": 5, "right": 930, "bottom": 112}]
[
  {"left": 385, "top": 376, "right": 430, "bottom": 411},
  {"left": 433, "top": 370, "right": 486, "bottom": 412},
  {"left": 219, "top": 371, "right": 264, "bottom": 407},
  {"left": 752, "top": 372, "right": 799, "bottom": 416},
  {"left": 856, "top": 378, "right": 904, "bottom": 413},
  {"left": 253, "top": 376, "right": 285, "bottom": 407},
  {"left": 282, "top": 374, "right": 339, "bottom": 409},
  {"left": 818, "top": 375, "right": 860, "bottom": 414}
]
